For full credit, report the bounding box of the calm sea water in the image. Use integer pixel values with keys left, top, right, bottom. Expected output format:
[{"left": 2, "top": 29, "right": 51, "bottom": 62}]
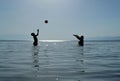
[{"left": 0, "top": 40, "right": 120, "bottom": 81}]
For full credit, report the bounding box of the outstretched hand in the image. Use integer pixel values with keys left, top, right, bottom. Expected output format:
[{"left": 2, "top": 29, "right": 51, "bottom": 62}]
[
  {"left": 73, "top": 34, "right": 81, "bottom": 40},
  {"left": 37, "top": 29, "right": 39, "bottom": 32},
  {"left": 36, "top": 29, "right": 39, "bottom": 36},
  {"left": 73, "top": 34, "right": 77, "bottom": 37}
]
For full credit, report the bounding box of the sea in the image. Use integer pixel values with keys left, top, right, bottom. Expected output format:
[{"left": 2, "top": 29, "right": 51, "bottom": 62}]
[{"left": 0, "top": 40, "right": 120, "bottom": 81}]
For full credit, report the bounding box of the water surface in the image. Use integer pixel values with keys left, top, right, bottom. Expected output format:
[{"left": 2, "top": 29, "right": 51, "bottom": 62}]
[{"left": 0, "top": 40, "right": 120, "bottom": 81}]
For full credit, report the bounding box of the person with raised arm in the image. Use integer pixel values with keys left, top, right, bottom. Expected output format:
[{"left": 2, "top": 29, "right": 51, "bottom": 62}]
[
  {"left": 31, "top": 29, "right": 39, "bottom": 46},
  {"left": 73, "top": 34, "right": 84, "bottom": 46}
]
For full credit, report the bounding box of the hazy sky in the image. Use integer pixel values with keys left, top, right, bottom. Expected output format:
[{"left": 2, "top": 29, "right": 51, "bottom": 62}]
[{"left": 0, "top": 0, "right": 120, "bottom": 40}]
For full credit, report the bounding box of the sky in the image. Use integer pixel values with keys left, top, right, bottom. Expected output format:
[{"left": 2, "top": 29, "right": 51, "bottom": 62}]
[{"left": 0, "top": 0, "right": 120, "bottom": 40}]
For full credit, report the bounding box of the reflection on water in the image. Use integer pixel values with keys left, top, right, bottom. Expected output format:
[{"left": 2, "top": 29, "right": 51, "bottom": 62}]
[
  {"left": 76, "top": 47, "right": 85, "bottom": 73},
  {"left": 32, "top": 46, "right": 40, "bottom": 71},
  {"left": 31, "top": 44, "right": 85, "bottom": 81}
]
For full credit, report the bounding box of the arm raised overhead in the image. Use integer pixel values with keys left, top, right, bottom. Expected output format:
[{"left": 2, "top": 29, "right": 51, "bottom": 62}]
[{"left": 36, "top": 29, "right": 39, "bottom": 36}]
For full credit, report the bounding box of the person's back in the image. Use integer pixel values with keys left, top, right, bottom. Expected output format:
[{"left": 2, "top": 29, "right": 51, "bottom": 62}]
[
  {"left": 79, "top": 35, "right": 84, "bottom": 46},
  {"left": 31, "top": 29, "right": 39, "bottom": 46}
]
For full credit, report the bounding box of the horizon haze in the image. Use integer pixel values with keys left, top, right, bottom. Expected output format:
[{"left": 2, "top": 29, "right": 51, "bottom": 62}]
[{"left": 0, "top": 0, "right": 120, "bottom": 40}]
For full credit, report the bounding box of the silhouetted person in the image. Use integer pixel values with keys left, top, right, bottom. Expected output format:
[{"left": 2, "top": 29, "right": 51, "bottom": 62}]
[
  {"left": 31, "top": 29, "right": 39, "bottom": 46},
  {"left": 73, "top": 34, "right": 84, "bottom": 46}
]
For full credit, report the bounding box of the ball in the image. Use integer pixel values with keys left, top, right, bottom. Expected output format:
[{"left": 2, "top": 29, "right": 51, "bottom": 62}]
[{"left": 44, "top": 20, "right": 48, "bottom": 24}]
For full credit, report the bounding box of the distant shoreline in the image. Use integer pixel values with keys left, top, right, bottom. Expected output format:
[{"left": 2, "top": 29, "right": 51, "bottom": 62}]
[{"left": 0, "top": 39, "right": 120, "bottom": 42}]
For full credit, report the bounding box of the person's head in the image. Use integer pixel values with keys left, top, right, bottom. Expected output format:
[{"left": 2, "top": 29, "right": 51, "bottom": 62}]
[
  {"left": 31, "top": 33, "right": 35, "bottom": 36},
  {"left": 81, "top": 35, "right": 84, "bottom": 39}
]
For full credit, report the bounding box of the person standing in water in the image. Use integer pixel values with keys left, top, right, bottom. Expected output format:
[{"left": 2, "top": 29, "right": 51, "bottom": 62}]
[
  {"left": 31, "top": 29, "right": 39, "bottom": 46},
  {"left": 73, "top": 34, "right": 84, "bottom": 46}
]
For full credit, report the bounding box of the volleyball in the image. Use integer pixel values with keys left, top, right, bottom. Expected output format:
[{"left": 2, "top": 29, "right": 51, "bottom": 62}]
[{"left": 44, "top": 20, "right": 48, "bottom": 24}]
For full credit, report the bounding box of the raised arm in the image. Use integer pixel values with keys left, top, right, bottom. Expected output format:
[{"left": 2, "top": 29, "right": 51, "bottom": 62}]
[
  {"left": 36, "top": 29, "right": 39, "bottom": 36},
  {"left": 73, "top": 34, "right": 81, "bottom": 40}
]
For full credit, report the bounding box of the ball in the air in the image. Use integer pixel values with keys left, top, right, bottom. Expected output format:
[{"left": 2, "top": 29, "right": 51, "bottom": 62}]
[{"left": 44, "top": 20, "right": 48, "bottom": 24}]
